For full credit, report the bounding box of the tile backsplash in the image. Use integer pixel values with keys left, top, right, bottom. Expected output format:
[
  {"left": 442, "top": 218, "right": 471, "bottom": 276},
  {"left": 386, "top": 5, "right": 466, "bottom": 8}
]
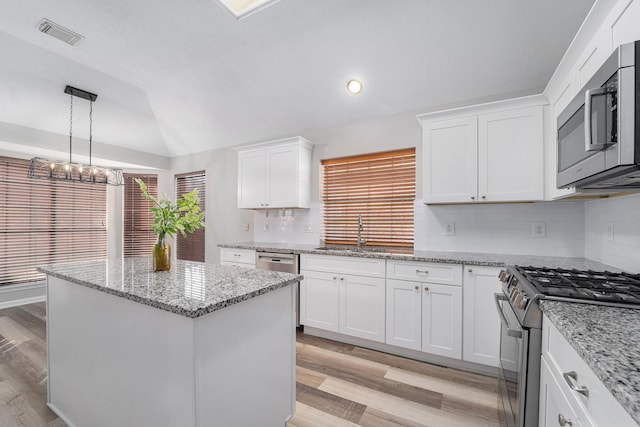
[{"left": 253, "top": 199, "right": 586, "bottom": 257}]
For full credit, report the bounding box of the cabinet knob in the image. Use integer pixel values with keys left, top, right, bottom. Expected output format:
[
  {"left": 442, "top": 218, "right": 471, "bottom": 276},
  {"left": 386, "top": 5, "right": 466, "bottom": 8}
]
[
  {"left": 414, "top": 285, "right": 419, "bottom": 290},
  {"left": 481, "top": 195, "right": 486, "bottom": 199},
  {"left": 471, "top": 195, "right": 475, "bottom": 200},
  {"left": 332, "top": 276, "right": 337, "bottom": 280},
  {"left": 424, "top": 287, "right": 429, "bottom": 292},
  {"left": 557, "top": 414, "right": 573, "bottom": 426},
  {"left": 468, "top": 268, "right": 472, "bottom": 273},
  {"left": 340, "top": 277, "right": 344, "bottom": 281}
]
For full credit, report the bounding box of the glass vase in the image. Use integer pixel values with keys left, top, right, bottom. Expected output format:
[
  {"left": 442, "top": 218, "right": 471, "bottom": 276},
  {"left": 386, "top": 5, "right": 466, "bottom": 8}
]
[{"left": 153, "top": 242, "right": 171, "bottom": 272}]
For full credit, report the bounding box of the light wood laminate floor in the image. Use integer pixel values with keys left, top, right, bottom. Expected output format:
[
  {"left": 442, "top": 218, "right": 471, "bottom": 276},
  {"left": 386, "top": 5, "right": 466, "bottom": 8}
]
[{"left": 0, "top": 302, "right": 501, "bottom": 426}]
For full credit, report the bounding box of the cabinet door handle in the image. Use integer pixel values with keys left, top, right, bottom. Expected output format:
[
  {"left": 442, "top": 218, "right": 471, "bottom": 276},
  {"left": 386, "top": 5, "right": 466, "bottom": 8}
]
[
  {"left": 471, "top": 195, "right": 475, "bottom": 200},
  {"left": 332, "top": 277, "right": 337, "bottom": 280},
  {"left": 414, "top": 285, "right": 419, "bottom": 290},
  {"left": 562, "top": 371, "right": 589, "bottom": 397},
  {"left": 557, "top": 414, "right": 573, "bottom": 426},
  {"left": 424, "top": 287, "right": 429, "bottom": 292},
  {"left": 340, "top": 277, "right": 344, "bottom": 281},
  {"left": 416, "top": 269, "right": 429, "bottom": 274}
]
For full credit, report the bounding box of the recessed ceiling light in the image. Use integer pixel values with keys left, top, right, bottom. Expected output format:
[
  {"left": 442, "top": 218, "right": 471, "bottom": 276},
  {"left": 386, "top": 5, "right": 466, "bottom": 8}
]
[
  {"left": 347, "top": 79, "right": 363, "bottom": 95},
  {"left": 212, "top": 0, "right": 281, "bottom": 19}
]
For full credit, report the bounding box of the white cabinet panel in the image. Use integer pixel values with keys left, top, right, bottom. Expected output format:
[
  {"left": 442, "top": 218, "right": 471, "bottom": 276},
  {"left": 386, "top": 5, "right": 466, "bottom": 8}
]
[
  {"left": 219, "top": 248, "right": 256, "bottom": 266},
  {"left": 462, "top": 266, "right": 502, "bottom": 367},
  {"left": 539, "top": 357, "right": 586, "bottom": 427},
  {"left": 386, "top": 279, "right": 422, "bottom": 351},
  {"left": 386, "top": 260, "right": 462, "bottom": 285},
  {"left": 339, "top": 274, "right": 386, "bottom": 343},
  {"left": 420, "top": 99, "right": 545, "bottom": 204},
  {"left": 422, "top": 283, "right": 462, "bottom": 359},
  {"left": 423, "top": 116, "right": 478, "bottom": 203},
  {"left": 300, "top": 270, "right": 339, "bottom": 332},
  {"left": 478, "top": 106, "right": 544, "bottom": 202},
  {"left": 236, "top": 137, "right": 312, "bottom": 209},
  {"left": 237, "top": 150, "right": 267, "bottom": 208},
  {"left": 301, "top": 254, "right": 385, "bottom": 278},
  {"left": 610, "top": 0, "right": 640, "bottom": 48}
]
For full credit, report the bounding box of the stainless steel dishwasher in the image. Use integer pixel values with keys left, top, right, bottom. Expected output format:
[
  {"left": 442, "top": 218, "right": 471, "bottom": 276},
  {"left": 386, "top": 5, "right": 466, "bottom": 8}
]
[{"left": 255, "top": 251, "right": 301, "bottom": 327}]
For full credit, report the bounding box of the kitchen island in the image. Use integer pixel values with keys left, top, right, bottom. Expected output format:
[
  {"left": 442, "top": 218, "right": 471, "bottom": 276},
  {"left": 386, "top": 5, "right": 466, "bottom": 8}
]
[{"left": 38, "top": 257, "right": 302, "bottom": 427}]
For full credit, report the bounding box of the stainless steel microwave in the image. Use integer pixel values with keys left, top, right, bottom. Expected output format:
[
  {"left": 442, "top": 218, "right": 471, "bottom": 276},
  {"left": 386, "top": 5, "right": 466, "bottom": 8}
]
[{"left": 557, "top": 40, "right": 640, "bottom": 190}]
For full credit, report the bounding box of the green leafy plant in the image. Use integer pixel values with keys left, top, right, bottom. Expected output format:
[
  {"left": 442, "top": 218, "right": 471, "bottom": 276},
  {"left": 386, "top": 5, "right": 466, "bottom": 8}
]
[{"left": 135, "top": 178, "right": 205, "bottom": 247}]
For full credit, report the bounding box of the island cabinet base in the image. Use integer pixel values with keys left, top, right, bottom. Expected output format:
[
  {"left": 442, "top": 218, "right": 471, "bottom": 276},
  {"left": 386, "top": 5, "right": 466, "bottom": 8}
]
[{"left": 46, "top": 276, "right": 295, "bottom": 427}]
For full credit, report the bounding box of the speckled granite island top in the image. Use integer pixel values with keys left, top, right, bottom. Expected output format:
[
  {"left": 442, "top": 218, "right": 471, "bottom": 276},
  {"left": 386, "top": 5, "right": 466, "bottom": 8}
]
[
  {"left": 540, "top": 300, "right": 640, "bottom": 424},
  {"left": 38, "top": 257, "right": 302, "bottom": 318},
  {"left": 220, "top": 242, "right": 617, "bottom": 270}
]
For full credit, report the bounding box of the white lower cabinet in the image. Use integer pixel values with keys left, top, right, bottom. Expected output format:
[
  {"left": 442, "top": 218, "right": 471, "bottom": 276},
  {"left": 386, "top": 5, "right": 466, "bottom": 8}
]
[
  {"left": 462, "top": 266, "right": 503, "bottom": 366},
  {"left": 540, "top": 315, "right": 636, "bottom": 427},
  {"left": 300, "top": 255, "right": 386, "bottom": 343},
  {"left": 386, "top": 261, "right": 463, "bottom": 359},
  {"left": 300, "top": 270, "right": 340, "bottom": 332},
  {"left": 540, "top": 357, "right": 585, "bottom": 427},
  {"left": 386, "top": 279, "right": 422, "bottom": 351},
  {"left": 339, "top": 274, "right": 385, "bottom": 342},
  {"left": 421, "top": 282, "right": 462, "bottom": 359},
  {"left": 219, "top": 248, "right": 256, "bottom": 268}
]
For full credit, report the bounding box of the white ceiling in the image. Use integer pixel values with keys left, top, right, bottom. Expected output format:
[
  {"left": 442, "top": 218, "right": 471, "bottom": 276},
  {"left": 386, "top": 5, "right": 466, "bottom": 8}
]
[{"left": 0, "top": 0, "right": 595, "bottom": 158}]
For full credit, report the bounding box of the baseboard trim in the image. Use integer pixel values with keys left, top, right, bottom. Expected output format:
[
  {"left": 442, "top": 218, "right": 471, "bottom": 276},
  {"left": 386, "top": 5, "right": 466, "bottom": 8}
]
[
  {"left": 303, "top": 326, "right": 499, "bottom": 377},
  {"left": 0, "top": 282, "right": 46, "bottom": 309}
]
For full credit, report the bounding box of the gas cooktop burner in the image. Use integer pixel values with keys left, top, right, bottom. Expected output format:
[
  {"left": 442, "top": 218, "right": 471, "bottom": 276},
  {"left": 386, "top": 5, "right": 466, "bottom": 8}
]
[{"left": 514, "top": 266, "right": 640, "bottom": 305}]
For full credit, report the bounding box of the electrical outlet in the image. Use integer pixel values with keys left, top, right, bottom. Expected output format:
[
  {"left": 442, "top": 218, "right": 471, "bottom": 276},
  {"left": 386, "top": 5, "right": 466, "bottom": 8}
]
[
  {"left": 305, "top": 223, "right": 313, "bottom": 233},
  {"left": 444, "top": 221, "right": 455, "bottom": 236},
  {"left": 606, "top": 222, "right": 614, "bottom": 241},
  {"left": 243, "top": 223, "right": 250, "bottom": 232},
  {"left": 263, "top": 223, "right": 269, "bottom": 232},
  {"left": 532, "top": 222, "right": 546, "bottom": 238}
]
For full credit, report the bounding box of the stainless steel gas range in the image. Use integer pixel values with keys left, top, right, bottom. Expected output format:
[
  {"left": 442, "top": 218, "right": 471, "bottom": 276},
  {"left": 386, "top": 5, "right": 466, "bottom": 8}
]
[{"left": 495, "top": 265, "right": 640, "bottom": 427}]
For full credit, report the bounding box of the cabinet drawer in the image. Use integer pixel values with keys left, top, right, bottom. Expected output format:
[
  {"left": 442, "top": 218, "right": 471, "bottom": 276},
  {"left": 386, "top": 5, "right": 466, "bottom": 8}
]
[
  {"left": 300, "top": 254, "right": 385, "bottom": 278},
  {"left": 542, "top": 315, "right": 636, "bottom": 427},
  {"left": 220, "top": 248, "right": 256, "bottom": 265},
  {"left": 386, "top": 260, "right": 462, "bottom": 285}
]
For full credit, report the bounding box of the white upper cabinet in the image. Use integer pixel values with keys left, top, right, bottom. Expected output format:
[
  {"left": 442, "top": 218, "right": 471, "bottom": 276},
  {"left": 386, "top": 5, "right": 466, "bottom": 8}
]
[
  {"left": 236, "top": 137, "right": 313, "bottom": 209},
  {"left": 422, "top": 116, "right": 478, "bottom": 203},
  {"left": 478, "top": 106, "right": 543, "bottom": 202},
  {"left": 419, "top": 97, "right": 545, "bottom": 204}
]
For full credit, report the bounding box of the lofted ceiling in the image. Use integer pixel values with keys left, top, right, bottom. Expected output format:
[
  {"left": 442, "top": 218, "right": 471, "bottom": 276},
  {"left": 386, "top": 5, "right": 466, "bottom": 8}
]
[{"left": 0, "top": 0, "right": 595, "bottom": 158}]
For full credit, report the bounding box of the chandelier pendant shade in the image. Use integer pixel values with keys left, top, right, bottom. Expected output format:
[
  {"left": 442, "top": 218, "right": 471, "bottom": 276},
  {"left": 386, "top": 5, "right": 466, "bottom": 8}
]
[{"left": 28, "top": 85, "right": 124, "bottom": 186}]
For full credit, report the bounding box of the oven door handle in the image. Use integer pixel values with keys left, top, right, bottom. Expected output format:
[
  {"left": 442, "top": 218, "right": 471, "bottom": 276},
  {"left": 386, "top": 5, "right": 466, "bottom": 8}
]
[{"left": 494, "top": 293, "right": 523, "bottom": 338}]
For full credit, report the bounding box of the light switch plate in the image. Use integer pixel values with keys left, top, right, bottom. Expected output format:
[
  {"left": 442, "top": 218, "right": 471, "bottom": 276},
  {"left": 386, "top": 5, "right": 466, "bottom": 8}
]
[
  {"left": 243, "top": 223, "right": 250, "bottom": 232},
  {"left": 444, "top": 221, "right": 455, "bottom": 236},
  {"left": 532, "top": 222, "right": 546, "bottom": 238},
  {"left": 606, "top": 222, "right": 614, "bottom": 241},
  {"left": 263, "top": 223, "right": 269, "bottom": 232}
]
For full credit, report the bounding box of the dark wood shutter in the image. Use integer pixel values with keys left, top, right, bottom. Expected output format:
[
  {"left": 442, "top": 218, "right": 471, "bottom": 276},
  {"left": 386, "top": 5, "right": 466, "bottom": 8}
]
[
  {"left": 123, "top": 174, "right": 158, "bottom": 257},
  {"left": 175, "top": 171, "right": 205, "bottom": 262},
  {"left": 322, "top": 148, "right": 416, "bottom": 248},
  {"left": 0, "top": 156, "right": 107, "bottom": 286}
]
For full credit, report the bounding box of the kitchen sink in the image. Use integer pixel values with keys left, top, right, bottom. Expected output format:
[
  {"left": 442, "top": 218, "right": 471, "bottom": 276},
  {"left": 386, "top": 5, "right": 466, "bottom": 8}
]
[{"left": 313, "top": 246, "right": 413, "bottom": 255}]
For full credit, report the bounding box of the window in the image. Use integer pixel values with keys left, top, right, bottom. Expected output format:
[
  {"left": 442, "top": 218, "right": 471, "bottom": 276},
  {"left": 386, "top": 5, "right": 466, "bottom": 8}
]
[
  {"left": 123, "top": 173, "right": 158, "bottom": 257},
  {"left": 0, "top": 156, "right": 107, "bottom": 286},
  {"left": 321, "top": 148, "right": 416, "bottom": 248},
  {"left": 175, "top": 171, "right": 205, "bottom": 262}
]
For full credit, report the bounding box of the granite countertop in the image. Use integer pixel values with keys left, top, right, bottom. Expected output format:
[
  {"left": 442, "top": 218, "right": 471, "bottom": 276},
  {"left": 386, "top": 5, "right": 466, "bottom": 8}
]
[
  {"left": 540, "top": 300, "right": 640, "bottom": 424},
  {"left": 219, "top": 242, "right": 617, "bottom": 271},
  {"left": 38, "top": 257, "right": 302, "bottom": 319}
]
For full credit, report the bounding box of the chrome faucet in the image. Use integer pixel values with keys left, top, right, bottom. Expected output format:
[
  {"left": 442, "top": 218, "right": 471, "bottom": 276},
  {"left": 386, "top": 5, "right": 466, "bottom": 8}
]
[{"left": 357, "top": 214, "right": 366, "bottom": 249}]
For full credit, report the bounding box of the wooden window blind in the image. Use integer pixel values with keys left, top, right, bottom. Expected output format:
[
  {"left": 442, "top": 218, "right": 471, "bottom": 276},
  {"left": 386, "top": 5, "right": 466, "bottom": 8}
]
[
  {"left": 175, "top": 171, "right": 205, "bottom": 262},
  {"left": 0, "top": 156, "right": 107, "bottom": 286},
  {"left": 123, "top": 173, "right": 158, "bottom": 257},
  {"left": 322, "top": 148, "right": 415, "bottom": 247}
]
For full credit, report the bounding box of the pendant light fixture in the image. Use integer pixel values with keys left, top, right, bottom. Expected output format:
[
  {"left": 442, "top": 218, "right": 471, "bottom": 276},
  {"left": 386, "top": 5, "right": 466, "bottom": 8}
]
[{"left": 28, "top": 85, "right": 124, "bottom": 186}]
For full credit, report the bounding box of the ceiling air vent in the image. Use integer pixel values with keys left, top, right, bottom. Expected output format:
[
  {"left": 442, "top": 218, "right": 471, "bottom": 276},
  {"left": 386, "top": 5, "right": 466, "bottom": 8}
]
[{"left": 37, "top": 18, "right": 84, "bottom": 45}]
